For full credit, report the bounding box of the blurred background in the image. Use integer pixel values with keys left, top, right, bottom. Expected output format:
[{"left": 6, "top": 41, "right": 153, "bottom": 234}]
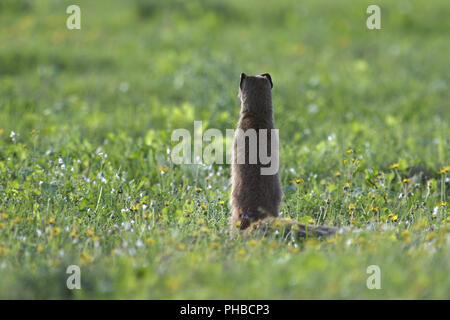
[{"left": 0, "top": 0, "right": 449, "bottom": 299}]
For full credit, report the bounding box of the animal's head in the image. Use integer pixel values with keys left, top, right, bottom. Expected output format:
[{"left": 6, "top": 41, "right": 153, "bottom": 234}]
[{"left": 238, "top": 73, "right": 273, "bottom": 114}]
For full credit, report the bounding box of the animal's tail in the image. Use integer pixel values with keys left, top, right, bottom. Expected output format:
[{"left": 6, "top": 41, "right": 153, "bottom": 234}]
[{"left": 243, "top": 217, "right": 337, "bottom": 239}]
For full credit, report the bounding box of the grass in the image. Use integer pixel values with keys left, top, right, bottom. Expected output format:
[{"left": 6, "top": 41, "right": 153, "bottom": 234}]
[{"left": 0, "top": 0, "right": 449, "bottom": 299}]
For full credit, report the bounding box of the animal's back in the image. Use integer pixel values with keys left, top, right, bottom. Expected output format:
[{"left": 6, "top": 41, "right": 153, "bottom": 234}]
[{"left": 230, "top": 73, "right": 282, "bottom": 229}]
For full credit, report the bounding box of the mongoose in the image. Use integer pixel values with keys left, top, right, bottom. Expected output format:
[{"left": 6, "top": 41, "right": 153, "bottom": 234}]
[{"left": 230, "top": 73, "right": 337, "bottom": 238}]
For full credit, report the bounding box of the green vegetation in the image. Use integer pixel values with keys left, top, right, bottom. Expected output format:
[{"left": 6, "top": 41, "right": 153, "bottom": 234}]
[{"left": 0, "top": 0, "right": 448, "bottom": 299}]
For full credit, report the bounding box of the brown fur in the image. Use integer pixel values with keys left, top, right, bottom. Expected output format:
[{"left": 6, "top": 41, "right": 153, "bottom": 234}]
[
  {"left": 230, "top": 73, "right": 282, "bottom": 230},
  {"left": 230, "top": 73, "right": 336, "bottom": 238}
]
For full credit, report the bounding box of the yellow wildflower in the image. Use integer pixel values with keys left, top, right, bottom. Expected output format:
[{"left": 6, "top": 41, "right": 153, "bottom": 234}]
[
  {"left": 389, "top": 163, "right": 399, "bottom": 169},
  {"left": 210, "top": 242, "right": 220, "bottom": 249},
  {"left": 201, "top": 226, "right": 211, "bottom": 233},
  {"left": 401, "top": 230, "right": 410, "bottom": 237},
  {"left": 145, "top": 237, "right": 154, "bottom": 244},
  {"left": 80, "top": 251, "right": 91, "bottom": 264},
  {"left": 426, "top": 232, "right": 437, "bottom": 241},
  {"left": 438, "top": 166, "right": 450, "bottom": 174},
  {"left": 49, "top": 227, "right": 61, "bottom": 238},
  {"left": 70, "top": 229, "right": 79, "bottom": 238},
  {"left": 157, "top": 166, "right": 168, "bottom": 173}
]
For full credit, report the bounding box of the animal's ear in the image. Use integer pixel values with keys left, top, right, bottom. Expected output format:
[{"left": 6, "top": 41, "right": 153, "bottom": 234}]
[
  {"left": 261, "top": 73, "right": 273, "bottom": 88},
  {"left": 240, "top": 73, "right": 246, "bottom": 89}
]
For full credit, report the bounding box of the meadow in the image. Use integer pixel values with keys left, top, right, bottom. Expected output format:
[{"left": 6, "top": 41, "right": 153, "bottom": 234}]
[{"left": 0, "top": 0, "right": 448, "bottom": 299}]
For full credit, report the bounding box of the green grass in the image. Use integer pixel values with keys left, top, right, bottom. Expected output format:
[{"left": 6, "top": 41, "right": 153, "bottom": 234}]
[{"left": 0, "top": 0, "right": 449, "bottom": 299}]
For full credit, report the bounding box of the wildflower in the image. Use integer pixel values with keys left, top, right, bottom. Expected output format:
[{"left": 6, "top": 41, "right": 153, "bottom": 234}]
[
  {"left": 267, "top": 241, "right": 278, "bottom": 249},
  {"left": 346, "top": 149, "right": 354, "bottom": 154},
  {"left": 194, "top": 187, "right": 202, "bottom": 193},
  {"left": 369, "top": 192, "right": 376, "bottom": 199},
  {"left": 440, "top": 201, "right": 447, "bottom": 207},
  {"left": 293, "top": 178, "right": 304, "bottom": 184},
  {"left": 237, "top": 248, "right": 246, "bottom": 256},
  {"left": 348, "top": 203, "right": 356, "bottom": 212},
  {"left": 145, "top": 237, "right": 154, "bottom": 244},
  {"left": 91, "top": 236, "right": 100, "bottom": 242},
  {"left": 438, "top": 166, "right": 450, "bottom": 174},
  {"left": 201, "top": 203, "right": 208, "bottom": 211},
  {"left": 344, "top": 159, "right": 348, "bottom": 164},
  {"left": 343, "top": 182, "right": 350, "bottom": 191},
  {"left": 143, "top": 212, "right": 152, "bottom": 219},
  {"left": 47, "top": 217, "right": 55, "bottom": 224},
  {"left": 401, "top": 230, "right": 410, "bottom": 237},
  {"left": 192, "top": 231, "right": 200, "bottom": 237},
  {"left": 235, "top": 220, "right": 241, "bottom": 227},
  {"left": 49, "top": 227, "right": 61, "bottom": 237},
  {"left": 246, "top": 240, "right": 258, "bottom": 247},
  {"left": 165, "top": 277, "right": 180, "bottom": 293},
  {"left": 426, "top": 232, "right": 437, "bottom": 241},
  {"left": 217, "top": 200, "right": 225, "bottom": 205},
  {"left": 164, "top": 201, "right": 169, "bottom": 206},
  {"left": 80, "top": 251, "right": 91, "bottom": 264},
  {"left": 334, "top": 172, "right": 341, "bottom": 177},
  {"left": 36, "top": 245, "right": 44, "bottom": 253},
  {"left": 307, "top": 218, "right": 314, "bottom": 224},
  {"left": 391, "top": 215, "right": 398, "bottom": 222},
  {"left": 370, "top": 206, "right": 379, "bottom": 212},
  {"left": 0, "top": 213, "right": 7, "bottom": 219},
  {"left": 389, "top": 163, "right": 399, "bottom": 169},
  {"left": 201, "top": 226, "right": 211, "bottom": 233},
  {"left": 176, "top": 243, "right": 185, "bottom": 251},
  {"left": 69, "top": 229, "right": 79, "bottom": 238},
  {"left": 402, "top": 178, "right": 410, "bottom": 183},
  {"left": 210, "top": 242, "right": 220, "bottom": 249},
  {"left": 157, "top": 165, "right": 168, "bottom": 173}
]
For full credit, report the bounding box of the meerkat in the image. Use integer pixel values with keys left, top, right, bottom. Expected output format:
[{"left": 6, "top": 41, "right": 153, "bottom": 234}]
[{"left": 230, "top": 73, "right": 337, "bottom": 238}]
